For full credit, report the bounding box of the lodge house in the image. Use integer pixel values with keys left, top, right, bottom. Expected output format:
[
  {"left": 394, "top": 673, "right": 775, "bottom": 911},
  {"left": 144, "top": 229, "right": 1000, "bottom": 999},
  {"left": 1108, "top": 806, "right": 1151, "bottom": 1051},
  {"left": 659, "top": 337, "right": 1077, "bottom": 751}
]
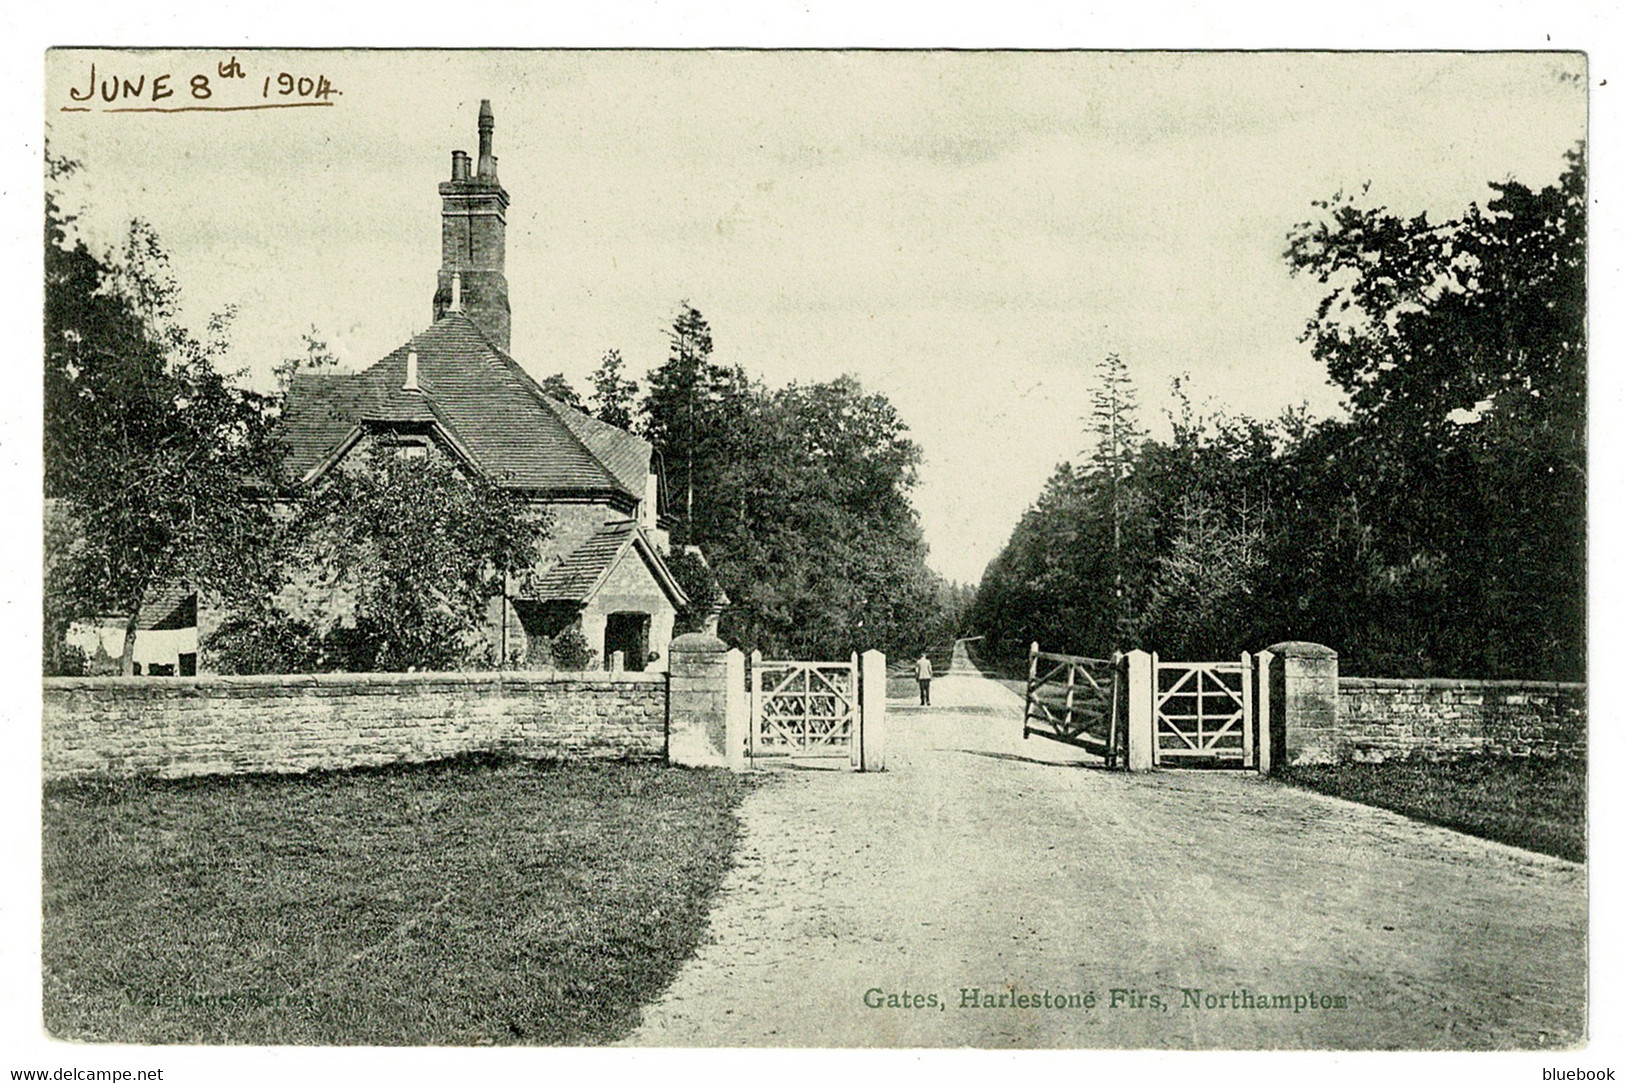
[{"left": 78, "top": 101, "right": 691, "bottom": 674}]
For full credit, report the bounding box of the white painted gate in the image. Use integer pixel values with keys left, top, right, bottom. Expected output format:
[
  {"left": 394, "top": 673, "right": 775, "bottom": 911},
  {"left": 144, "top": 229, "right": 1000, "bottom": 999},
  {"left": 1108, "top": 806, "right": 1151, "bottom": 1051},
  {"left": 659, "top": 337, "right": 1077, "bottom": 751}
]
[
  {"left": 747, "top": 650, "right": 885, "bottom": 771},
  {"left": 1149, "top": 652, "right": 1267, "bottom": 769}
]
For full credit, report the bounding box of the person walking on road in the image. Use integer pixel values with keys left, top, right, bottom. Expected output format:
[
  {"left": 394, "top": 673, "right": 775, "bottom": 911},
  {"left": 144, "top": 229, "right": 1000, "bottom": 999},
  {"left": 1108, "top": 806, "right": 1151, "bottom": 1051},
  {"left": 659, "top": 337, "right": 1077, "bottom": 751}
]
[{"left": 914, "top": 653, "right": 933, "bottom": 706}]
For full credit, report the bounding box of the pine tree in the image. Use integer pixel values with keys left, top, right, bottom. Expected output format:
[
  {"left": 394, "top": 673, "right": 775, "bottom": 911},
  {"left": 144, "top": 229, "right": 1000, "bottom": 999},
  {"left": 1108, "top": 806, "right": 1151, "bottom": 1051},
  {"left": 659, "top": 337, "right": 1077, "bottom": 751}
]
[
  {"left": 589, "top": 348, "right": 639, "bottom": 430},
  {"left": 1084, "top": 353, "right": 1145, "bottom": 641}
]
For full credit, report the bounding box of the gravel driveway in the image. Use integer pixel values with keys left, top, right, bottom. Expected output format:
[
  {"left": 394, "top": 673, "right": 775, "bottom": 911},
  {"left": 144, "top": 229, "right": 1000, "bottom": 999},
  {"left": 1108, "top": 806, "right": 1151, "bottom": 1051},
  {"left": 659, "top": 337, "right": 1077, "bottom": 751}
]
[{"left": 624, "top": 672, "right": 1585, "bottom": 1049}]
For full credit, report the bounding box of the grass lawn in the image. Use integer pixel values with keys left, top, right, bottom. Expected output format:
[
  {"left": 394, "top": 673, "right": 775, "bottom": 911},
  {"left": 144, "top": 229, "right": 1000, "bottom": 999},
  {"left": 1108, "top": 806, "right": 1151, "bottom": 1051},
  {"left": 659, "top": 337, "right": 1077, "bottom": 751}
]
[
  {"left": 1280, "top": 756, "right": 1586, "bottom": 863},
  {"left": 43, "top": 754, "right": 753, "bottom": 1045}
]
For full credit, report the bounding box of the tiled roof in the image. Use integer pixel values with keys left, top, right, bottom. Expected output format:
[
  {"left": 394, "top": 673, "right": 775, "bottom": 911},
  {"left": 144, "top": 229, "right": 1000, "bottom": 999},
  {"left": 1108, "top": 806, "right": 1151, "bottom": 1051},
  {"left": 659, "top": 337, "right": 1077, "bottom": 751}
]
[
  {"left": 278, "top": 314, "right": 651, "bottom": 497},
  {"left": 532, "top": 520, "right": 639, "bottom": 602},
  {"left": 530, "top": 520, "right": 688, "bottom": 608},
  {"left": 278, "top": 374, "right": 367, "bottom": 480}
]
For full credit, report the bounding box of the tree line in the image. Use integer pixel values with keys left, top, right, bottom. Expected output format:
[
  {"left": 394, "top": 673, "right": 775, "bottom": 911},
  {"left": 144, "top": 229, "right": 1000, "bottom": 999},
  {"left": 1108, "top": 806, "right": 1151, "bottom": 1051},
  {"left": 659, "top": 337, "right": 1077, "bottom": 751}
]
[
  {"left": 542, "top": 303, "right": 967, "bottom": 661},
  {"left": 970, "top": 148, "right": 1585, "bottom": 681}
]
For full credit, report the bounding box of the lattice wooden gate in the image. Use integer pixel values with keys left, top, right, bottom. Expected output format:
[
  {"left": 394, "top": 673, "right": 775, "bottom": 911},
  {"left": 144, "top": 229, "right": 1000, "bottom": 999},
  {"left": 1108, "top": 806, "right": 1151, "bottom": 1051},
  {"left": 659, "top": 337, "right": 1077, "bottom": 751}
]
[
  {"left": 1023, "top": 643, "right": 1125, "bottom": 766},
  {"left": 748, "top": 651, "right": 863, "bottom": 767},
  {"left": 1151, "top": 653, "right": 1255, "bottom": 768}
]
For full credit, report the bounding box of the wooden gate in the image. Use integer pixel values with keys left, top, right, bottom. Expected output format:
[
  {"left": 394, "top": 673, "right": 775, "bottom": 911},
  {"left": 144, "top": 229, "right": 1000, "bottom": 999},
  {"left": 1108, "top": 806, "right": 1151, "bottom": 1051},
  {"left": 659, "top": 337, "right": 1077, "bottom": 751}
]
[
  {"left": 1023, "top": 643, "right": 1125, "bottom": 766},
  {"left": 749, "top": 651, "right": 862, "bottom": 767},
  {"left": 1151, "top": 653, "right": 1254, "bottom": 768}
]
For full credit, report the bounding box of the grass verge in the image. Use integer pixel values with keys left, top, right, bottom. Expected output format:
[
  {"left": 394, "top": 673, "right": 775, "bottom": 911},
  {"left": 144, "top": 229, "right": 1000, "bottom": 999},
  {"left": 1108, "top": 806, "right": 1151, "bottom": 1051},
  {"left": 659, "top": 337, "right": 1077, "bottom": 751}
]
[
  {"left": 1279, "top": 756, "right": 1585, "bottom": 863},
  {"left": 43, "top": 754, "right": 753, "bottom": 1045},
  {"left": 886, "top": 675, "right": 924, "bottom": 702}
]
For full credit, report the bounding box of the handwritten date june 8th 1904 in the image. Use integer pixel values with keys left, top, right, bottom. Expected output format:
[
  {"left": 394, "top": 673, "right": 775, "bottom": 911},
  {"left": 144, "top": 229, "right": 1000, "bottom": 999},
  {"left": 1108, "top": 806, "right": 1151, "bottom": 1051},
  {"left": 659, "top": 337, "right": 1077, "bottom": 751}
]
[{"left": 64, "top": 56, "right": 340, "bottom": 110}]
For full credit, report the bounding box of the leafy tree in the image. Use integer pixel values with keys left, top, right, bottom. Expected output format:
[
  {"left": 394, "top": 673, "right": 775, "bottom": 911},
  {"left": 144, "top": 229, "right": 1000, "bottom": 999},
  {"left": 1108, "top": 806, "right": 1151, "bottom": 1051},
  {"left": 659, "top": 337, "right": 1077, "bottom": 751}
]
[
  {"left": 636, "top": 305, "right": 948, "bottom": 659},
  {"left": 255, "top": 442, "right": 549, "bottom": 672},
  {"left": 699, "top": 376, "right": 941, "bottom": 659},
  {"left": 589, "top": 348, "right": 639, "bottom": 430},
  {"left": 45, "top": 169, "right": 283, "bottom": 676},
  {"left": 1285, "top": 145, "right": 1586, "bottom": 677},
  {"left": 539, "top": 373, "right": 585, "bottom": 412}
]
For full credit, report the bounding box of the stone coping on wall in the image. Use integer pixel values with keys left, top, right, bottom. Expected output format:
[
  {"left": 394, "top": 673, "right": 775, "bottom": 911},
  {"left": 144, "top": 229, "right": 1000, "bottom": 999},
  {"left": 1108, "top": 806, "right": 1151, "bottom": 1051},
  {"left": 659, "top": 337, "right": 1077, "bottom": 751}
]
[
  {"left": 1339, "top": 677, "right": 1584, "bottom": 692},
  {"left": 43, "top": 669, "right": 666, "bottom": 692}
]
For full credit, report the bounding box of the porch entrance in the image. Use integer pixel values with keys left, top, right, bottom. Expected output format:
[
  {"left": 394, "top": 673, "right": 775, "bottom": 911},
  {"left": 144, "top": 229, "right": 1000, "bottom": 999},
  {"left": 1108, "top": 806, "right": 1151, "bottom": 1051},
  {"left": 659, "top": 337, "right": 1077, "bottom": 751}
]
[{"left": 604, "top": 612, "right": 651, "bottom": 672}]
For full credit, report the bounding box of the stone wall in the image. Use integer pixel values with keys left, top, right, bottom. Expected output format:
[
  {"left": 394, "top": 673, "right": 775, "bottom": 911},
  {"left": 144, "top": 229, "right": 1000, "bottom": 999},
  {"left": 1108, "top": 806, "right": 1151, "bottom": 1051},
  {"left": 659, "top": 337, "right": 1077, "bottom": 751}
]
[
  {"left": 42, "top": 670, "right": 666, "bottom": 782},
  {"left": 1335, "top": 678, "right": 1586, "bottom": 762}
]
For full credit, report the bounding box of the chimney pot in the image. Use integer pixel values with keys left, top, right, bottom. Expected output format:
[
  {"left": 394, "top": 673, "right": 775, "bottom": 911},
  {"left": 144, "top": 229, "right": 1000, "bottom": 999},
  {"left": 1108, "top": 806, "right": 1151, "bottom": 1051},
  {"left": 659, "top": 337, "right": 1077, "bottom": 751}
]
[
  {"left": 450, "top": 273, "right": 462, "bottom": 312},
  {"left": 451, "top": 150, "right": 470, "bottom": 181},
  {"left": 477, "top": 100, "right": 497, "bottom": 180},
  {"left": 404, "top": 350, "right": 420, "bottom": 391}
]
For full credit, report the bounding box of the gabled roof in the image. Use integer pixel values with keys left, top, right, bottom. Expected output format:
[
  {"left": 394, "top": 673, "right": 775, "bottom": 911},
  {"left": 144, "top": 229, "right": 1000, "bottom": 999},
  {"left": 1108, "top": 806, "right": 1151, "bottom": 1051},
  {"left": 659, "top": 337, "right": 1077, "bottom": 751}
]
[
  {"left": 279, "top": 314, "right": 652, "bottom": 498},
  {"left": 530, "top": 520, "right": 689, "bottom": 609}
]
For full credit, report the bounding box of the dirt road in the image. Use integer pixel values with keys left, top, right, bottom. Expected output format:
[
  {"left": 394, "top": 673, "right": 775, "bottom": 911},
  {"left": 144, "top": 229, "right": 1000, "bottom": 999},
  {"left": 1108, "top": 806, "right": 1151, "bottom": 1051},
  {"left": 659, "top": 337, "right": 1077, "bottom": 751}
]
[{"left": 624, "top": 670, "right": 1585, "bottom": 1049}]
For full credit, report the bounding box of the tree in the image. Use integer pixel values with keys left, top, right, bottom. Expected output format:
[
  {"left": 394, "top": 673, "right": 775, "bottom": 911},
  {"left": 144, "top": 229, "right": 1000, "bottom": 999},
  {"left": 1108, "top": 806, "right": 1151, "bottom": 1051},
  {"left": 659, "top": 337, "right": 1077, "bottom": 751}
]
[
  {"left": 274, "top": 327, "right": 340, "bottom": 404},
  {"left": 1139, "top": 492, "right": 1265, "bottom": 659},
  {"left": 1085, "top": 353, "right": 1147, "bottom": 638},
  {"left": 45, "top": 171, "right": 283, "bottom": 675},
  {"left": 966, "top": 355, "right": 1160, "bottom": 665},
  {"left": 641, "top": 304, "right": 753, "bottom": 546},
  {"left": 634, "top": 304, "right": 947, "bottom": 658},
  {"left": 589, "top": 348, "right": 639, "bottom": 430},
  {"left": 1285, "top": 145, "right": 1586, "bottom": 677},
  {"left": 249, "top": 442, "right": 548, "bottom": 672},
  {"left": 539, "top": 373, "right": 585, "bottom": 412}
]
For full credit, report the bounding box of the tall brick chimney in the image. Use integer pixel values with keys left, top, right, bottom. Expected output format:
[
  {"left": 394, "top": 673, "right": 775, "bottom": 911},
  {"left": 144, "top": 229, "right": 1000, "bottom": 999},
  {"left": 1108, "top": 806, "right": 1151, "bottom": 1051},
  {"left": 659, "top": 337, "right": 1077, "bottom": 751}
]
[{"left": 434, "top": 99, "right": 511, "bottom": 351}]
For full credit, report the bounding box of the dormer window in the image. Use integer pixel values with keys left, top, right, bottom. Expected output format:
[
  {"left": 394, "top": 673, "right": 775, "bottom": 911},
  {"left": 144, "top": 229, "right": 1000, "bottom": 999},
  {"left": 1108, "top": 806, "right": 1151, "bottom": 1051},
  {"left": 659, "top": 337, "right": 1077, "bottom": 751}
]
[{"left": 392, "top": 437, "right": 429, "bottom": 460}]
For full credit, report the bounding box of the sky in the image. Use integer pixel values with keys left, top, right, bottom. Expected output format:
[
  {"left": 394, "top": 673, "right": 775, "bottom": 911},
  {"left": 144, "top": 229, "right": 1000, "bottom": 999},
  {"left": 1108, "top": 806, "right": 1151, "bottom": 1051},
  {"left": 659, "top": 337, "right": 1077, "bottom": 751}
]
[{"left": 43, "top": 49, "right": 1587, "bottom": 584}]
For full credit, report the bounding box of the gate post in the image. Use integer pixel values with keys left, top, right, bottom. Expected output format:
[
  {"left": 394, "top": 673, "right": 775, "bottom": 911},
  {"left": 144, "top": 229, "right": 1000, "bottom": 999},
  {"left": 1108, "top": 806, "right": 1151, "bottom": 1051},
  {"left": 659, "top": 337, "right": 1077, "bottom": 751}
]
[
  {"left": 1024, "top": 642, "right": 1039, "bottom": 739},
  {"left": 1255, "top": 649, "right": 1275, "bottom": 774},
  {"left": 850, "top": 652, "right": 862, "bottom": 770},
  {"left": 725, "top": 648, "right": 748, "bottom": 771},
  {"left": 749, "top": 649, "right": 763, "bottom": 765},
  {"left": 1264, "top": 641, "right": 1339, "bottom": 766},
  {"left": 667, "top": 632, "right": 731, "bottom": 767},
  {"left": 1125, "top": 649, "right": 1155, "bottom": 771},
  {"left": 860, "top": 649, "right": 887, "bottom": 772},
  {"left": 1241, "top": 651, "right": 1254, "bottom": 768}
]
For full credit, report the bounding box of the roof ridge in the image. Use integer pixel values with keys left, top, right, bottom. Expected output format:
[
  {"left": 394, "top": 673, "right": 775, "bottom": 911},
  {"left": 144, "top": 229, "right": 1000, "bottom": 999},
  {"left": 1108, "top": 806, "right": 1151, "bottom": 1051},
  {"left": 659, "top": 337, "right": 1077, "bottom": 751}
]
[{"left": 287, "top": 313, "right": 643, "bottom": 495}]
